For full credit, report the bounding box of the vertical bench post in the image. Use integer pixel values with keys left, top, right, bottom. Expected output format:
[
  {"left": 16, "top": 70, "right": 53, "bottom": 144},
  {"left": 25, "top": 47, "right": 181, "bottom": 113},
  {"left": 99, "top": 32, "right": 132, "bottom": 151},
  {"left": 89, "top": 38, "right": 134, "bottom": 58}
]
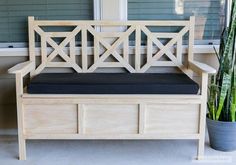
[
  {"left": 16, "top": 73, "right": 26, "bottom": 160},
  {"left": 197, "top": 72, "right": 208, "bottom": 160}
]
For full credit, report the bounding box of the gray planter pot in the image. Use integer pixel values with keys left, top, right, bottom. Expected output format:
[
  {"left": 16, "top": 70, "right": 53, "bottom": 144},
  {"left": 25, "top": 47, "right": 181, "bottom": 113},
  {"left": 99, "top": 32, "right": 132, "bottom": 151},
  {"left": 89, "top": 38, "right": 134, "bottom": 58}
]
[{"left": 206, "top": 117, "right": 236, "bottom": 151}]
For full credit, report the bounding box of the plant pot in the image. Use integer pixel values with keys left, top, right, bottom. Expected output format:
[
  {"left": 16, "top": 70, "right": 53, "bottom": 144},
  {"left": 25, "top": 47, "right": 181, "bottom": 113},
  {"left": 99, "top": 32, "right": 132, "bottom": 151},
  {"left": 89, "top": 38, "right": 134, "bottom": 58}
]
[{"left": 206, "top": 116, "right": 236, "bottom": 151}]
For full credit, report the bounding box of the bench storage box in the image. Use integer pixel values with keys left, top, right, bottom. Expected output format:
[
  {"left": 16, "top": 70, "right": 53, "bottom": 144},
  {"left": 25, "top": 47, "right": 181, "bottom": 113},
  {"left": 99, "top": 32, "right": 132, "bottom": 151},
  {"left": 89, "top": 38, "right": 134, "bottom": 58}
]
[{"left": 9, "top": 16, "right": 216, "bottom": 160}]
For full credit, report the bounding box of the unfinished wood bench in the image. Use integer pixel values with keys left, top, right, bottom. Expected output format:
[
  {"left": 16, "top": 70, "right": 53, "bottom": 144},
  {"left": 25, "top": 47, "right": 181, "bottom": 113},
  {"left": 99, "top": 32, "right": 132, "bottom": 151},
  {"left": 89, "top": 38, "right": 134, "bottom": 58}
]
[{"left": 9, "top": 16, "right": 216, "bottom": 160}]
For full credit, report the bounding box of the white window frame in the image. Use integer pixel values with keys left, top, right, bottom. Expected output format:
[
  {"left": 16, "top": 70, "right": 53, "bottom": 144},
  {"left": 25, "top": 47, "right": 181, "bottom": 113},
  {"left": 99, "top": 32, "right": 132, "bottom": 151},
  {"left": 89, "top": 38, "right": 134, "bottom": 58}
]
[
  {"left": 94, "top": 0, "right": 127, "bottom": 21},
  {"left": 93, "top": 0, "right": 101, "bottom": 21},
  {"left": 226, "top": 0, "right": 233, "bottom": 26}
]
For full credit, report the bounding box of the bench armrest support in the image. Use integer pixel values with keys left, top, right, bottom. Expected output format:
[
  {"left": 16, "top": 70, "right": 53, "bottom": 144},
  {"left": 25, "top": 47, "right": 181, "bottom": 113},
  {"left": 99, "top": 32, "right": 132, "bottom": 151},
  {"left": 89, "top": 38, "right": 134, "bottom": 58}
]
[
  {"left": 8, "top": 61, "right": 34, "bottom": 96},
  {"left": 8, "top": 61, "right": 34, "bottom": 76},
  {"left": 188, "top": 61, "right": 216, "bottom": 75}
]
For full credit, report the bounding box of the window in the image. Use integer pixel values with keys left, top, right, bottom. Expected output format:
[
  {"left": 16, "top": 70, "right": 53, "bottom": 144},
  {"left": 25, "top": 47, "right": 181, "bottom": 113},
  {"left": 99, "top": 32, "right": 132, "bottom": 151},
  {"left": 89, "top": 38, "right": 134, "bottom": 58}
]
[
  {"left": 128, "top": 0, "right": 226, "bottom": 45},
  {"left": 0, "top": 0, "right": 93, "bottom": 46}
]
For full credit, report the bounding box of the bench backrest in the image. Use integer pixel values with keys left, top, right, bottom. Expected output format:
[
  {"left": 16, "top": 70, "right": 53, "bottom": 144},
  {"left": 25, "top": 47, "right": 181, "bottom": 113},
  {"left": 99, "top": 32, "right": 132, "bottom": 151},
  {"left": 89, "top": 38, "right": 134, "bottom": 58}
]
[{"left": 28, "top": 16, "right": 195, "bottom": 76}]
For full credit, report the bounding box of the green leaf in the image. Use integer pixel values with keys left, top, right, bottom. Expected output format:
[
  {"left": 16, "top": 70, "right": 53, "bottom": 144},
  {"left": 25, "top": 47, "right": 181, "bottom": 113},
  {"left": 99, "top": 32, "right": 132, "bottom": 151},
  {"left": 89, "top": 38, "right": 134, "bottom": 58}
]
[
  {"left": 208, "top": 76, "right": 218, "bottom": 120},
  {"left": 208, "top": 0, "right": 236, "bottom": 121},
  {"left": 231, "top": 69, "right": 236, "bottom": 122},
  {"left": 216, "top": 73, "right": 231, "bottom": 120}
]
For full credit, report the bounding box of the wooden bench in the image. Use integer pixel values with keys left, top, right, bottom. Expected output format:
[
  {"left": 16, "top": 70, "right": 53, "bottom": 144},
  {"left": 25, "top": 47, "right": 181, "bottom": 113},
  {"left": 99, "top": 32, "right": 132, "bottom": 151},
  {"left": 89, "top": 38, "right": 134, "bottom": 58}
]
[{"left": 9, "top": 16, "right": 216, "bottom": 160}]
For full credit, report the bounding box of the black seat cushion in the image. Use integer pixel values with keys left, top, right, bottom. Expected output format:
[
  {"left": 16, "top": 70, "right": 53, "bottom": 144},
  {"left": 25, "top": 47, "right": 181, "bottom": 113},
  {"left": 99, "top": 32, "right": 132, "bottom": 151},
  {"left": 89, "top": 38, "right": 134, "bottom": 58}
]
[{"left": 27, "top": 73, "right": 199, "bottom": 94}]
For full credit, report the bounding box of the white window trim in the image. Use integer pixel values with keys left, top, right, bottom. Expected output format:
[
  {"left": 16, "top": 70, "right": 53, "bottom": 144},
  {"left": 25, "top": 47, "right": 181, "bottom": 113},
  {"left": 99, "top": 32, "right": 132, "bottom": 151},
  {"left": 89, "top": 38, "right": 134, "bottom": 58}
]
[
  {"left": 94, "top": 0, "right": 127, "bottom": 21},
  {"left": 0, "top": 45, "right": 219, "bottom": 57},
  {"left": 93, "top": 0, "right": 101, "bottom": 20},
  {"left": 226, "top": 0, "right": 233, "bottom": 26}
]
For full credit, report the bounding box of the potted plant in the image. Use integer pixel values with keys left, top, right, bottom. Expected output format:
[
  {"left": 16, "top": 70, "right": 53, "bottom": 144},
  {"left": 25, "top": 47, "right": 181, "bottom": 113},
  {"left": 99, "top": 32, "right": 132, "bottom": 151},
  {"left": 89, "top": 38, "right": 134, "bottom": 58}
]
[{"left": 206, "top": 0, "right": 236, "bottom": 151}]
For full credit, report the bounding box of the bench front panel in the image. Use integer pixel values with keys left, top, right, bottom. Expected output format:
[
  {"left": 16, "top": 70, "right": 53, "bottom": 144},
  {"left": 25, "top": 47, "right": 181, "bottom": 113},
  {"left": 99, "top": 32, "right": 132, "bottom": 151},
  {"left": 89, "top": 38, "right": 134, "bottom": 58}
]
[
  {"left": 24, "top": 104, "right": 78, "bottom": 134},
  {"left": 23, "top": 101, "right": 200, "bottom": 137},
  {"left": 145, "top": 104, "right": 200, "bottom": 134}
]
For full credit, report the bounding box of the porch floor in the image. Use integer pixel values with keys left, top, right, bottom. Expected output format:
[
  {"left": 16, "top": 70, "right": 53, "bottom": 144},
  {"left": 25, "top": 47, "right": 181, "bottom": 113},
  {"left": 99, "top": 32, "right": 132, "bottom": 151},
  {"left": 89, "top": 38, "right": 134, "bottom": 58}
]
[{"left": 0, "top": 134, "right": 235, "bottom": 165}]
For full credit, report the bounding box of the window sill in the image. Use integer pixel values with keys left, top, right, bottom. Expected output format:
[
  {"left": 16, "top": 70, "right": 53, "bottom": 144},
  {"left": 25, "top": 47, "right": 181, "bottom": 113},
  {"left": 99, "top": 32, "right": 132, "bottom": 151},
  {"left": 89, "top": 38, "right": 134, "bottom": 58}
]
[{"left": 0, "top": 45, "right": 219, "bottom": 57}]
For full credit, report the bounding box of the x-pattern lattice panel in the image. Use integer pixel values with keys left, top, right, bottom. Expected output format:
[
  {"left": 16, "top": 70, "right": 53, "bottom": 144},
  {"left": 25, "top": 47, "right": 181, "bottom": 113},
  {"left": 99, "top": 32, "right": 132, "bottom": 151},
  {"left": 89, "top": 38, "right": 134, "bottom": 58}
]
[
  {"left": 87, "top": 25, "right": 136, "bottom": 73},
  {"left": 140, "top": 25, "right": 189, "bottom": 72},
  {"left": 30, "top": 19, "right": 193, "bottom": 74},
  {"left": 34, "top": 26, "right": 82, "bottom": 74}
]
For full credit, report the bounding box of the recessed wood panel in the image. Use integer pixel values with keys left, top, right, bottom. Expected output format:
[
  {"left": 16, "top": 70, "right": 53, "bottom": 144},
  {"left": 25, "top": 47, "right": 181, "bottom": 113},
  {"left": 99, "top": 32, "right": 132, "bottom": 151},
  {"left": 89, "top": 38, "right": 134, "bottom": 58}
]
[
  {"left": 24, "top": 104, "right": 77, "bottom": 134},
  {"left": 84, "top": 104, "right": 139, "bottom": 134},
  {"left": 145, "top": 104, "right": 200, "bottom": 134}
]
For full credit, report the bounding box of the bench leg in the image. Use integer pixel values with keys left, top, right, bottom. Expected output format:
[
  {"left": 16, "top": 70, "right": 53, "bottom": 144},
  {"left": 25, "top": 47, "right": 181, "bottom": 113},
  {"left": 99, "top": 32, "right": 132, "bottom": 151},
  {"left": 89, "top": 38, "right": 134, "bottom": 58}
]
[
  {"left": 17, "top": 105, "right": 26, "bottom": 160},
  {"left": 197, "top": 138, "right": 205, "bottom": 160},
  {"left": 18, "top": 138, "right": 26, "bottom": 160},
  {"left": 197, "top": 105, "right": 206, "bottom": 160},
  {"left": 17, "top": 102, "right": 26, "bottom": 160},
  {"left": 197, "top": 104, "right": 206, "bottom": 160}
]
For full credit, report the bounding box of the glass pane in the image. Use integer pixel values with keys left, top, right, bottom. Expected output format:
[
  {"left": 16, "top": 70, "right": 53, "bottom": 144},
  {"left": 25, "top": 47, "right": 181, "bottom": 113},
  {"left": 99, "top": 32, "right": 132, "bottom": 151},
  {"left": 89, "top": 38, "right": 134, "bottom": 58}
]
[
  {"left": 128, "top": 0, "right": 226, "bottom": 43},
  {"left": 0, "top": 0, "right": 93, "bottom": 43}
]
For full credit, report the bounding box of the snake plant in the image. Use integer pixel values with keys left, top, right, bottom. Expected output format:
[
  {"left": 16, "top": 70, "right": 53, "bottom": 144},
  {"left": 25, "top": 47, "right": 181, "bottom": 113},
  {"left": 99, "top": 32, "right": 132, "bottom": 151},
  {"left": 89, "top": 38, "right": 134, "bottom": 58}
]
[{"left": 208, "top": 0, "right": 236, "bottom": 122}]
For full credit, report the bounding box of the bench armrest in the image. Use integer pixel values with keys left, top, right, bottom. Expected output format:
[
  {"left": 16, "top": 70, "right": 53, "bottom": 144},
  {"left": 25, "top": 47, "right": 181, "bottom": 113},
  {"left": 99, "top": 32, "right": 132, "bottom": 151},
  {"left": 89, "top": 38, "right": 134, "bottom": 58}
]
[
  {"left": 188, "top": 61, "right": 216, "bottom": 75},
  {"left": 8, "top": 61, "right": 34, "bottom": 76}
]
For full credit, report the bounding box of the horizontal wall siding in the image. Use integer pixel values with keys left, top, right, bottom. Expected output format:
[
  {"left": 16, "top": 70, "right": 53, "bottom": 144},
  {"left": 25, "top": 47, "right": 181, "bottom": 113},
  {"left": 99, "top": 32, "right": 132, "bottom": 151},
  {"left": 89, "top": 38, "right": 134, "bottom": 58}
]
[
  {"left": 0, "top": 0, "right": 93, "bottom": 43},
  {"left": 128, "top": 0, "right": 225, "bottom": 40}
]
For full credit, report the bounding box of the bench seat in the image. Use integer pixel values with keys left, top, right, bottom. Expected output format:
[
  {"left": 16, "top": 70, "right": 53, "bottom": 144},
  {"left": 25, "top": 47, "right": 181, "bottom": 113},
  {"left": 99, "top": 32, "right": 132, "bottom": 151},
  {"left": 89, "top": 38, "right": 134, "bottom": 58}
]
[{"left": 28, "top": 73, "right": 199, "bottom": 94}]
